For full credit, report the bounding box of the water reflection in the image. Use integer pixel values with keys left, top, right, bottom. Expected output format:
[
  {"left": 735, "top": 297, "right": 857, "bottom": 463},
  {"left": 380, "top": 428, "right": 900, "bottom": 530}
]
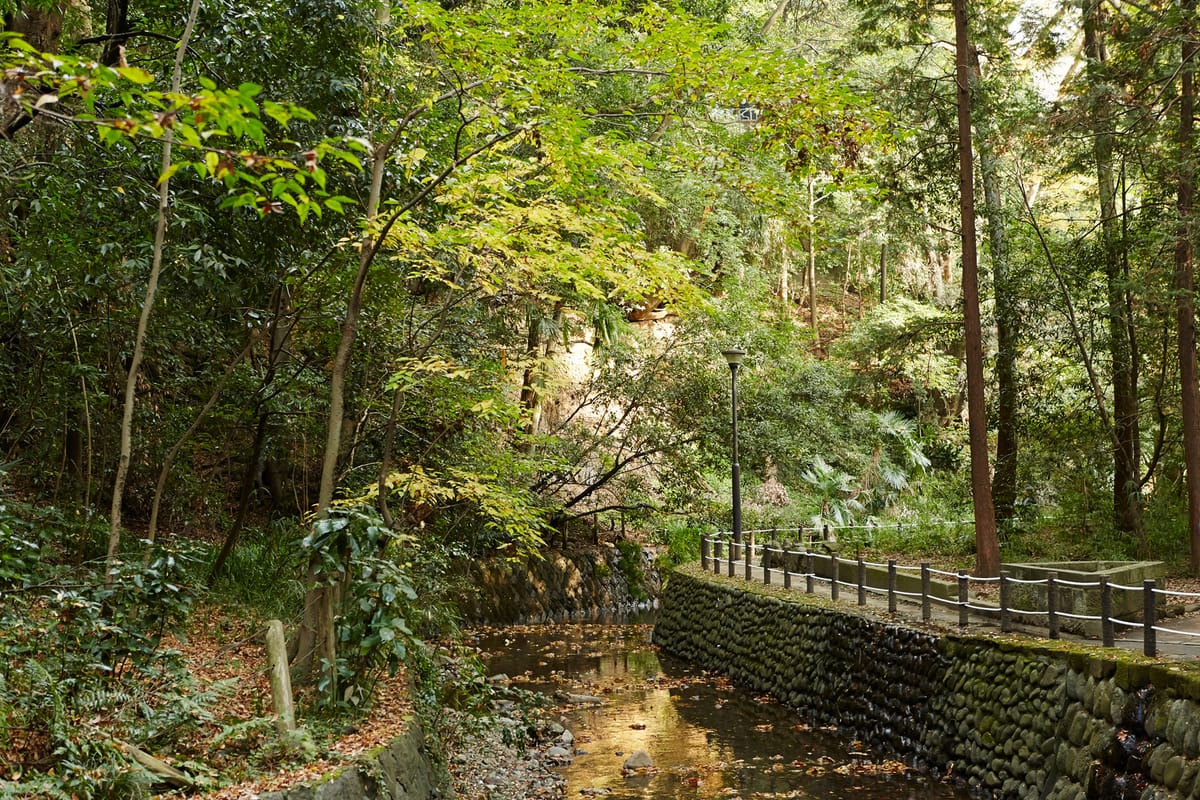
[{"left": 470, "top": 623, "right": 970, "bottom": 800}]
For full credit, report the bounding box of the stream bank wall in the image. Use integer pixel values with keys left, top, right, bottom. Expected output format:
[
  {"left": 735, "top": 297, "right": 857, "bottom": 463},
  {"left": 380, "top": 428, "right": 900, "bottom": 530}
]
[
  {"left": 654, "top": 565, "right": 1200, "bottom": 800},
  {"left": 455, "top": 544, "right": 661, "bottom": 624},
  {"left": 257, "top": 716, "right": 443, "bottom": 800}
]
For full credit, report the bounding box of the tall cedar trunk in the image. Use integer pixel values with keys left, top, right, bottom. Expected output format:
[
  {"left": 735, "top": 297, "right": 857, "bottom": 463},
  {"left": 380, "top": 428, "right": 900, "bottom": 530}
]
[
  {"left": 1084, "top": 0, "right": 1144, "bottom": 546},
  {"left": 971, "top": 48, "right": 1019, "bottom": 527},
  {"left": 1177, "top": 0, "right": 1200, "bottom": 575},
  {"left": 953, "top": 0, "right": 1000, "bottom": 577}
]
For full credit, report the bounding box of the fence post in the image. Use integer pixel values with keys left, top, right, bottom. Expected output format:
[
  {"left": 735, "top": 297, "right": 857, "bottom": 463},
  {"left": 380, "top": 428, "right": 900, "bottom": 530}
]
[
  {"left": 887, "top": 560, "right": 897, "bottom": 613},
  {"left": 857, "top": 556, "right": 866, "bottom": 606},
  {"left": 763, "top": 543, "right": 772, "bottom": 586},
  {"left": 1000, "top": 571, "right": 1012, "bottom": 634},
  {"left": 1047, "top": 572, "right": 1059, "bottom": 640},
  {"left": 1143, "top": 579, "right": 1157, "bottom": 658},
  {"left": 921, "top": 562, "right": 931, "bottom": 622},
  {"left": 1100, "top": 576, "right": 1114, "bottom": 647},
  {"left": 745, "top": 531, "right": 754, "bottom": 581},
  {"left": 805, "top": 549, "right": 814, "bottom": 594},
  {"left": 727, "top": 536, "right": 734, "bottom": 578},
  {"left": 957, "top": 571, "right": 969, "bottom": 627},
  {"left": 782, "top": 546, "right": 791, "bottom": 590},
  {"left": 830, "top": 554, "right": 839, "bottom": 601},
  {"left": 701, "top": 535, "right": 709, "bottom": 570}
]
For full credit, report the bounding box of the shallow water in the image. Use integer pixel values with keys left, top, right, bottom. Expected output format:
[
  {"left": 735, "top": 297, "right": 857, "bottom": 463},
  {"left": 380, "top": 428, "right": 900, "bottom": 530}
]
[{"left": 470, "top": 622, "right": 971, "bottom": 800}]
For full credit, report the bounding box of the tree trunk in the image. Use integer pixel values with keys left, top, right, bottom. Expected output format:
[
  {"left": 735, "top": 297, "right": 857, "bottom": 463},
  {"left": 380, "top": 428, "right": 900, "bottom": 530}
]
[
  {"left": 879, "top": 241, "right": 887, "bottom": 304},
  {"left": 1177, "top": 0, "right": 1200, "bottom": 575},
  {"left": 101, "top": 0, "right": 130, "bottom": 66},
  {"left": 1084, "top": 0, "right": 1144, "bottom": 546},
  {"left": 207, "top": 413, "right": 270, "bottom": 587},
  {"left": 807, "top": 176, "right": 819, "bottom": 343},
  {"left": 147, "top": 332, "right": 257, "bottom": 556},
  {"left": 971, "top": 47, "right": 1019, "bottom": 528},
  {"left": 106, "top": 0, "right": 202, "bottom": 574},
  {"left": 953, "top": 0, "right": 1000, "bottom": 577},
  {"left": 4, "top": 5, "right": 63, "bottom": 52},
  {"left": 294, "top": 125, "right": 392, "bottom": 687}
]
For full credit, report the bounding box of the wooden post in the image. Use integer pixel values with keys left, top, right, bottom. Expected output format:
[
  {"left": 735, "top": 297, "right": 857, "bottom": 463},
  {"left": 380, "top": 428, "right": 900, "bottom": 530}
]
[
  {"left": 1101, "top": 576, "right": 1114, "bottom": 647},
  {"left": 805, "top": 549, "right": 814, "bottom": 594},
  {"left": 857, "top": 556, "right": 866, "bottom": 606},
  {"left": 830, "top": 554, "right": 839, "bottom": 601},
  {"left": 739, "top": 532, "right": 748, "bottom": 582},
  {"left": 266, "top": 619, "right": 297, "bottom": 735},
  {"left": 713, "top": 538, "right": 723, "bottom": 574},
  {"left": 887, "top": 560, "right": 897, "bottom": 613},
  {"left": 727, "top": 535, "right": 734, "bottom": 577},
  {"left": 764, "top": 544, "right": 772, "bottom": 585},
  {"left": 957, "top": 571, "right": 969, "bottom": 627},
  {"left": 1047, "top": 572, "right": 1059, "bottom": 640},
  {"left": 1144, "top": 579, "right": 1157, "bottom": 657},
  {"left": 782, "top": 546, "right": 791, "bottom": 589},
  {"left": 701, "top": 535, "right": 709, "bottom": 570},
  {"left": 921, "top": 562, "right": 931, "bottom": 621},
  {"left": 1000, "top": 571, "right": 1012, "bottom": 633}
]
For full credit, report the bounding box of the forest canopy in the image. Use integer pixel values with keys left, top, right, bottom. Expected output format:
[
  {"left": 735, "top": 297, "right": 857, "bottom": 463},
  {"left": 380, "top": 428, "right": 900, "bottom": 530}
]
[{"left": 5, "top": 0, "right": 1200, "bottom": 792}]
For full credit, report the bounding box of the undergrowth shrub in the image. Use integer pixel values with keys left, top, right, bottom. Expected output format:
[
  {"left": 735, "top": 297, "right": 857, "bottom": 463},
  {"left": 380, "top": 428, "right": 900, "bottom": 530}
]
[{"left": 0, "top": 499, "right": 214, "bottom": 799}]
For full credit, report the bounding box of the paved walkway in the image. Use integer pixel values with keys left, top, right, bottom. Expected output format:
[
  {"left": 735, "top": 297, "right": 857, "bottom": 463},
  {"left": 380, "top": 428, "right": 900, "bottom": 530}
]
[{"left": 698, "top": 555, "right": 1200, "bottom": 660}]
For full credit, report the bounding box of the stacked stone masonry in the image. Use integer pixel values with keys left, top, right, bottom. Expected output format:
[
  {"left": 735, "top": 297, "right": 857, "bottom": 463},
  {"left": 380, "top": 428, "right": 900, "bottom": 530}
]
[
  {"left": 654, "top": 565, "right": 1200, "bottom": 800},
  {"left": 456, "top": 546, "right": 661, "bottom": 624}
]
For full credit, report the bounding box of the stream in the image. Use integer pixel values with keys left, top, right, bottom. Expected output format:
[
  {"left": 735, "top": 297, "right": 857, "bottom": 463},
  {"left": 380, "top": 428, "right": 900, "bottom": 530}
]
[{"left": 469, "top": 620, "right": 972, "bottom": 800}]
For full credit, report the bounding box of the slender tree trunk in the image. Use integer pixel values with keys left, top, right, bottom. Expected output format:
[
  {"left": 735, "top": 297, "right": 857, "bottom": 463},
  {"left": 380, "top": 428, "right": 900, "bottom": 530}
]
[
  {"left": 953, "top": 0, "right": 1000, "bottom": 577},
  {"left": 971, "top": 49, "right": 1019, "bottom": 528},
  {"left": 207, "top": 413, "right": 270, "bottom": 587},
  {"left": 1084, "top": 0, "right": 1144, "bottom": 545},
  {"left": 1177, "top": 0, "right": 1200, "bottom": 575},
  {"left": 146, "top": 332, "right": 258, "bottom": 555},
  {"left": 879, "top": 241, "right": 887, "bottom": 304},
  {"left": 293, "top": 128, "right": 391, "bottom": 687},
  {"left": 105, "top": 0, "right": 202, "bottom": 574},
  {"left": 807, "top": 176, "right": 819, "bottom": 343},
  {"left": 378, "top": 382, "right": 404, "bottom": 528}
]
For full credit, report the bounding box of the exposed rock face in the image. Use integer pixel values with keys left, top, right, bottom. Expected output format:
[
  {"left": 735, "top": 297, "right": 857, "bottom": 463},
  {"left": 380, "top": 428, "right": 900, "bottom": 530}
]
[
  {"left": 655, "top": 565, "right": 1200, "bottom": 800},
  {"left": 456, "top": 545, "right": 662, "bottom": 624}
]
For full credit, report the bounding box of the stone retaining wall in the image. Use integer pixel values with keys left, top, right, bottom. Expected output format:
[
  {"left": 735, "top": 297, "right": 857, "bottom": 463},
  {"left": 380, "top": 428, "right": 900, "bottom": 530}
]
[
  {"left": 258, "top": 718, "right": 443, "bottom": 800},
  {"left": 654, "top": 565, "right": 1200, "bottom": 800},
  {"left": 455, "top": 545, "right": 661, "bottom": 624}
]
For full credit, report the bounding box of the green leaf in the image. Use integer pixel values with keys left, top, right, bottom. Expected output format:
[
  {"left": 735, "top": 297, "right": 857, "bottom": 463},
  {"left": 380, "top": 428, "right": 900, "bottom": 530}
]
[
  {"left": 117, "top": 66, "right": 154, "bottom": 85},
  {"left": 157, "top": 163, "right": 181, "bottom": 185}
]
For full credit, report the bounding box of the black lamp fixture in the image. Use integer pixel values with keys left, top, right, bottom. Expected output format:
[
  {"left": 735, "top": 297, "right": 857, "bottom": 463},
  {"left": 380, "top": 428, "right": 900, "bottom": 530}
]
[{"left": 721, "top": 347, "right": 746, "bottom": 547}]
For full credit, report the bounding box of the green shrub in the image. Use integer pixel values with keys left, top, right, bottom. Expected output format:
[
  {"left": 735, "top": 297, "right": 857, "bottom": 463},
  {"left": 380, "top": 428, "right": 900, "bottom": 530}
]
[{"left": 0, "top": 527, "right": 213, "bottom": 799}]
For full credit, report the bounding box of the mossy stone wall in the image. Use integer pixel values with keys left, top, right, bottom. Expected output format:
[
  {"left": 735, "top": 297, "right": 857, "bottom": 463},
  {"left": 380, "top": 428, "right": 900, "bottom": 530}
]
[
  {"left": 257, "top": 718, "right": 443, "bottom": 800},
  {"left": 456, "top": 545, "right": 661, "bottom": 624},
  {"left": 654, "top": 565, "right": 1200, "bottom": 800}
]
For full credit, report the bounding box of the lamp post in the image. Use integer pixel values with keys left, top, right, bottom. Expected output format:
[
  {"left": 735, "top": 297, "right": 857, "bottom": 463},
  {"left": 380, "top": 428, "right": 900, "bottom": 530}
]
[{"left": 722, "top": 348, "right": 746, "bottom": 554}]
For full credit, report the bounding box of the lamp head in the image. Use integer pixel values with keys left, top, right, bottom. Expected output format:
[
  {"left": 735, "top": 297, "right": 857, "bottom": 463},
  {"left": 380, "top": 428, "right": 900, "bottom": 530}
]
[{"left": 721, "top": 347, "right": 746, "bottom": 368}]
